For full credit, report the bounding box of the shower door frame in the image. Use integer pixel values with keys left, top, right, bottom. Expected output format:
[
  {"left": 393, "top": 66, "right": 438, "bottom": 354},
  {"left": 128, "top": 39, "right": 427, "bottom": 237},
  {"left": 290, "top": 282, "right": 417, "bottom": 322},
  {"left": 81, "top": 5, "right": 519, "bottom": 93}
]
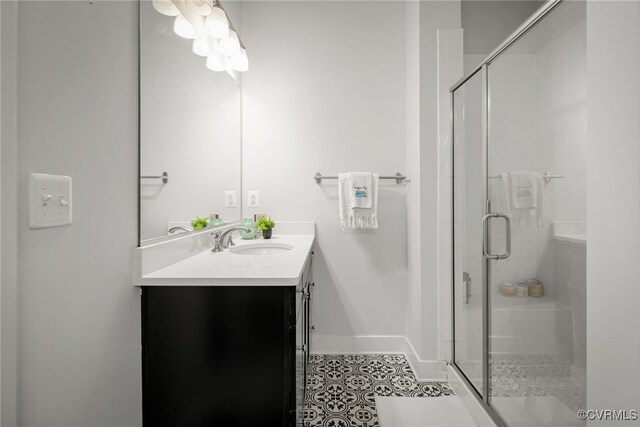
[{"left": 449, "top": 1, "right": 565, "bottom": 426}]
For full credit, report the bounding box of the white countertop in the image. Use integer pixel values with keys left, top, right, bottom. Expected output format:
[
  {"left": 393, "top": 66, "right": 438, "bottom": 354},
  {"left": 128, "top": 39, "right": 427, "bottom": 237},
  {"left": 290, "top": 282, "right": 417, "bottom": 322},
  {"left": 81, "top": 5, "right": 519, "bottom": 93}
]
[{"left": 134, "top": 233, "right": 315, "bottom": 286}]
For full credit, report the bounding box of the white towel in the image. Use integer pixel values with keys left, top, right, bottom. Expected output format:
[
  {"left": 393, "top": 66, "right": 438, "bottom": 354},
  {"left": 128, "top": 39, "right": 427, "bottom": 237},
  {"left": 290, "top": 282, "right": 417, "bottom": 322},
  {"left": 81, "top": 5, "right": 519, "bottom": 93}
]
[
  {"left": 499, "top": 172, "right": 544, "bottom": 228},
  {"left": 509, "top": 171, "right": 538, "bottom": 208},
  {"left": 348, "top": 172, "right": 373, "bottom": 209},
  {"left": 339, "top": 172, "right": 379, "bottom": 230}
]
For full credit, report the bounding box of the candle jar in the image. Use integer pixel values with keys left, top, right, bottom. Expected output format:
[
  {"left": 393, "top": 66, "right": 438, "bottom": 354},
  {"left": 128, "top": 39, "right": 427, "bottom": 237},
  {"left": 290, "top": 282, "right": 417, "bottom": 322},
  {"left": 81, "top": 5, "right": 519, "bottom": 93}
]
[{"left": 239, "top": 218, "right": 258, "bottom": 240}]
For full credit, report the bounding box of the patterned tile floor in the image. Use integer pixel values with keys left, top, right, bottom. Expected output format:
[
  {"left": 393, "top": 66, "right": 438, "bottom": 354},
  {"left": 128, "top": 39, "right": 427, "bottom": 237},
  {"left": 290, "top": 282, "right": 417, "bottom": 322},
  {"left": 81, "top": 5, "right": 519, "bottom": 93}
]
[
  {"left": 304, "top": 354, "right": 454, "bottom": 427},
  {"left": 490, "top": 354, "right": 586, "bottom": 413}
]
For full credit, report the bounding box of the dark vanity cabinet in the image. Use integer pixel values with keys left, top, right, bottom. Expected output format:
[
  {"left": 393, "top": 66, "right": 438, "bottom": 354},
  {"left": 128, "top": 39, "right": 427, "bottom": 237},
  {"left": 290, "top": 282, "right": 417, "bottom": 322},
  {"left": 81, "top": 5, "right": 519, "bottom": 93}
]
[
  {"left": 294, "top": 259, "right": 313, "bottom": 426},
  {"left": 141, "top": 255, "right": 313, "bottom": 427}
]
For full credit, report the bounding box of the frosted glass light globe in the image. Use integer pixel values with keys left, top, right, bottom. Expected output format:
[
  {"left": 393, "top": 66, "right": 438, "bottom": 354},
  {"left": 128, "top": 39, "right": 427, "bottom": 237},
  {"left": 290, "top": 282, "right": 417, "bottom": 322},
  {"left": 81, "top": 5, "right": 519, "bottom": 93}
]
[
  {"left": 204, "top": 7, "right": 229, "bottom": 39},
  {"left": 173, "top": 15, "right": 197, "bottom": 39},
  {"left": 186, "top": 0, "right": 214, "bottom": 16},
  {"left": 229, "top": 48, "right": 248, "bottom": 72},
  {"left": 152, "top": 0, "right": 180, "bottom": 16},
  {"left": 192, "top": 36, "right": 213, "bottom": 57},
  {"left": 219, "top": 30, "right": 240, "bottom": 56},
  {"left": 206, "top": 39, "right": 226, "bottom": 72}
]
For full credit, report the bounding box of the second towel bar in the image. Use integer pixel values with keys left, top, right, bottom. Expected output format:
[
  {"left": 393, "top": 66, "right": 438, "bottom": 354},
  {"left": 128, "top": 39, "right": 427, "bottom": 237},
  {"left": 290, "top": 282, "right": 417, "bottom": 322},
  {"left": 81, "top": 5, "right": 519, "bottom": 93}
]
[
  {"left": 141, "top": 172, "right": 169, "bottom": 184},
  {"left": 489, "top": 172, "right": 563, "bottom": 184}
]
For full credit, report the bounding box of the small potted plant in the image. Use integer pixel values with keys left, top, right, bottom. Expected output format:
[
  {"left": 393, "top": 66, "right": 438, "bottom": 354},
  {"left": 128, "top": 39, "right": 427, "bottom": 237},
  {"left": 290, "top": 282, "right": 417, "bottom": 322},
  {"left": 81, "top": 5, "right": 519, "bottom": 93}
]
[
  {"left": 256, "top": 216, "right": 276, "bottom": 239},
  {"left": 191, "top": 216, "right": 209, "bottom": 230}
]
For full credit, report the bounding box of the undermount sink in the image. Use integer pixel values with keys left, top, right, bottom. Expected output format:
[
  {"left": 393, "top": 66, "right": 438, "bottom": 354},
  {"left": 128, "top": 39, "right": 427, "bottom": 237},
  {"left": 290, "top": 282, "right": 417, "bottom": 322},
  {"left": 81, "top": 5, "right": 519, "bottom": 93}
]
[{"left": 230, "top": 242, "right": 294, "bottom": 255}]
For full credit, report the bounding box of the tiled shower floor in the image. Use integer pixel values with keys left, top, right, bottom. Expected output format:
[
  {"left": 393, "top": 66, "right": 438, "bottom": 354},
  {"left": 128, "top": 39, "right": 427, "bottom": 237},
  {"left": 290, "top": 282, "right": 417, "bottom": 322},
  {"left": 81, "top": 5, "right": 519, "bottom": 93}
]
[
  {"left": 490, "top": 354, "right": 587, "bottom": 413},
  {"left": 304, "top": 354, "right": 454, "bottom": 427}
]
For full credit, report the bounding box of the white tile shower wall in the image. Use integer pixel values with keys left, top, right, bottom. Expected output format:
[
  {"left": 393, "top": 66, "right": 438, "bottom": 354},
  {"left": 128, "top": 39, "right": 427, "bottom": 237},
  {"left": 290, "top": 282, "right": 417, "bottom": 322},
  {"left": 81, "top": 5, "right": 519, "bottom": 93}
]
[
  {"left": 437, "top": 29, "right": 463, "bottom": 361},
  {"left": 487, "top": 52, "right": 539, "bottom": 296},
  {"left": 241, "top": 1, "right": 410, "bottom": 349},
  {"left": 454, "top": 4, "right": 587, "bottom": 383},
  {"left": 541, "top": 240, "right": 586, "bottom": 367},
  {"left": 534, "top": 7, "right": 587, "bottom": 368},
  {"left": 533, "top": 4, "right": 586, "bottom": 368},
  {"left": 486, "top": 3, "right": 586, "bottom": 370}
]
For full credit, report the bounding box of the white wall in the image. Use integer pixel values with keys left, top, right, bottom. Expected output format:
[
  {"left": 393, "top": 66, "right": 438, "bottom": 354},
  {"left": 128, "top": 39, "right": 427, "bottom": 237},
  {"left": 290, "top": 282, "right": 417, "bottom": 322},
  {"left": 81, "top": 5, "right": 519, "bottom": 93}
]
[
  {"left": 1, "top": 2, "right": 18, "bottom": 424},
  {"left": 239, "top": 0, "right": 463, "bottom": 369},
  {"left": 0, "top": 1, "right": 3, "bottom": 420},
  {"left": 586, "top": 1, "right": 640, "bottom": 420},
  {"left": 436, "top": 28, "right": 463, "bottom": 364},
  {"left": 2, "top": 1, "right": 142, "bottom": 425},
  {"left": 405, "top": 0, "right": 422, "bottom": 363},
  {"left": 412, "top": 1, "right": 461, "bottom": 369},
  {"left": 241, "top": 1, "right": 410, "bottom": 348}
]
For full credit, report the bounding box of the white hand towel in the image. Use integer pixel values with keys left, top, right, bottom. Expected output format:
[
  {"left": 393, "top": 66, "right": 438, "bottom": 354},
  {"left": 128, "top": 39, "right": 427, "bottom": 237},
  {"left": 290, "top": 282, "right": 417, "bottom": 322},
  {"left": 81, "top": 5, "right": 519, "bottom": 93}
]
[
  {"left": 499, "top": 172, "right": 544, "bottom": 228},
  {"left": 348, "top": 172, "right": 373, "bottom": 209},
  {"left": 509, "top": 171, "right": 538, "bottom": 208},
  {"left": 339, "top": 172, "right": 379, "bottom": 230}
]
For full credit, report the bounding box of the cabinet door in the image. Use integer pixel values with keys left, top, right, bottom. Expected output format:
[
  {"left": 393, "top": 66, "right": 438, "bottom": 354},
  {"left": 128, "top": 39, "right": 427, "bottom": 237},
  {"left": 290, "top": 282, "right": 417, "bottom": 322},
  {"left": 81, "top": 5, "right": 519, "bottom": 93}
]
[
  {"left": 303, "top": 291, "right": 309, "bottom": 394},
  {"left": 294, "top": 280, "right": 306, "bottom": 426},
  {"left": 306, "top": 257, "right": 313, "bottom": 359},
  {"left": 142, "top": 286, "right": 291, "bottom": 427}
]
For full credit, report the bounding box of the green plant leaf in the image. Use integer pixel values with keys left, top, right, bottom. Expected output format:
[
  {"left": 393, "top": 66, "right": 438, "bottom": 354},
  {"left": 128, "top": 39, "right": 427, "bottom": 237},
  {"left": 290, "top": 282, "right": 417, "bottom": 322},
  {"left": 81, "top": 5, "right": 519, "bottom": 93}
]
[
  {"left": 191, "top": 216, "right": 209, "bottom": 230},
  {"left": 256, "top": 216, "right": 275, "bottom": 230}
]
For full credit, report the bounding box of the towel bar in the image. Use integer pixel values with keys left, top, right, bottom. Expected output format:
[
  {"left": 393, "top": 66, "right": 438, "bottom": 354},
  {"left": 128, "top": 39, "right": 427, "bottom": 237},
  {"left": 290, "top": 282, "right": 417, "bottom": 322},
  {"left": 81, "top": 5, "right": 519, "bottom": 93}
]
[
  {"left": 489, "top": 172, "right": 563, "bottom": 184},
  {"left": 314, "top": 172, "right": 407, "bottom": 184},
  {"left": 141, "top": 172, "right": 169, "bottom": 184}
]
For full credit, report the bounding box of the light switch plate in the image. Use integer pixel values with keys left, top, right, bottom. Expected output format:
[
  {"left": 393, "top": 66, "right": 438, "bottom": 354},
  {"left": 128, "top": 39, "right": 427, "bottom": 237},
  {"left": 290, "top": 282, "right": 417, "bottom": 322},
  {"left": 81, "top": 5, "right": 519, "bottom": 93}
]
[
  {"left": 224, "top": 191, "right": 237, "bottom": 208},
  {"left": 29, "top": 173, "right": 72, "bottom": 229},
  {"left": 247, "top": 191, "right": 259, "bottom": 208}
]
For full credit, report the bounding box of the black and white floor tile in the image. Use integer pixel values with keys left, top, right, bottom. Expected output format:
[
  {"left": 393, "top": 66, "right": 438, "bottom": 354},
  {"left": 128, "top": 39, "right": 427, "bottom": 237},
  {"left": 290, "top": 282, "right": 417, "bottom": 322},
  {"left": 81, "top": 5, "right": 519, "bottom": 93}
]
[
  {"left": 490, "top": 354, "right": 586, "bottom": 413},
  {"left": 304, "top": 354, "right": 454, "bottom": 427}
]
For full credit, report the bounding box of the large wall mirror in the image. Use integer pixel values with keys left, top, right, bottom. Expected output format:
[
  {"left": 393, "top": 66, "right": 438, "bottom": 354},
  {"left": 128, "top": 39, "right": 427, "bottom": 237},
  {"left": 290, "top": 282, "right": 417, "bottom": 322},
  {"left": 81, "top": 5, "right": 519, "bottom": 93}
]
[{"left": 139, "top": 0, "right": 242, "bottom": 244}]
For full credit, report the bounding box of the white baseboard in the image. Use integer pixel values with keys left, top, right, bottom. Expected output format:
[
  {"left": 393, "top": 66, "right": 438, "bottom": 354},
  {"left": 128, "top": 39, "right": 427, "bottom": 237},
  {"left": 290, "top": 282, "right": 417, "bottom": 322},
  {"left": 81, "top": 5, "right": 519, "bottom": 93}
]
[
  {"left": 404, "top": 337, "right": 448, "bottom": 381},
  {"left": 311, "top": 334, "right": 447, "bottom": 381},
  {"left": 312, "top": 334, "right": 410, "bottom": 354}
]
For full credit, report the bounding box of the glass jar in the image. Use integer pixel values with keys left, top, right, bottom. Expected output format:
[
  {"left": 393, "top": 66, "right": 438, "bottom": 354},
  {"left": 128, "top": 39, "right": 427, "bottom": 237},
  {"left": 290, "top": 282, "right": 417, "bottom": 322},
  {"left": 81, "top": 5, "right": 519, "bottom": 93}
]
[
  {"left": 209, "top": 213, "right": 224, "bottom": 227},
  {"left": 239, "top": 218, "right": 258, "bottom": 239}
]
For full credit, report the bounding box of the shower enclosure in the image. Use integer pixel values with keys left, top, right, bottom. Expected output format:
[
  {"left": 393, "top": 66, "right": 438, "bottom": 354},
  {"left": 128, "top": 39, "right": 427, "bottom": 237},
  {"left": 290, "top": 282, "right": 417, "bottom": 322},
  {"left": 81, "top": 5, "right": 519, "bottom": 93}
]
[{"left": 451, "top": 1, "right": 586, "bottom": 426}]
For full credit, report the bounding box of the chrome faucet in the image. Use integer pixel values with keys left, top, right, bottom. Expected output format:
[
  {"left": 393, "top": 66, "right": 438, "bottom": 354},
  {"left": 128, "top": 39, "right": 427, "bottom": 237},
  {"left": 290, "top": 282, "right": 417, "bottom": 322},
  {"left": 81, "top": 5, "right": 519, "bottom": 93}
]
[
  {"left": 168, "top": 226, "right": 192, "bottom": 234},
  {"left": 211, "top": 227, "right": 251, "bottom": 253}
]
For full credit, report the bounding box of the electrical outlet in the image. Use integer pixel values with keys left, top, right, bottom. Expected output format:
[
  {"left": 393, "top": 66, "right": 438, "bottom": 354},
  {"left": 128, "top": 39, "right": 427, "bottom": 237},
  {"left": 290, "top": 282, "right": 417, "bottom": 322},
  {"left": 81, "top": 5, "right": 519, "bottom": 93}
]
[
  {"left": 247, "top": 191, "right": 260, "bottom": 208},
  {"left": 224, "top": 191, "right": 237, "bottom": 207}
]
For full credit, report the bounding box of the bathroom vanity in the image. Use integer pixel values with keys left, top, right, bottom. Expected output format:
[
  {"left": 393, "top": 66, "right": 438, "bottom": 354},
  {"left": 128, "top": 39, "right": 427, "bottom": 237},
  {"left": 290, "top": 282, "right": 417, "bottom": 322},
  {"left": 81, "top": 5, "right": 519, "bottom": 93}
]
[{"left": 134, "top": 225, "right": 315, "bottom": 427}]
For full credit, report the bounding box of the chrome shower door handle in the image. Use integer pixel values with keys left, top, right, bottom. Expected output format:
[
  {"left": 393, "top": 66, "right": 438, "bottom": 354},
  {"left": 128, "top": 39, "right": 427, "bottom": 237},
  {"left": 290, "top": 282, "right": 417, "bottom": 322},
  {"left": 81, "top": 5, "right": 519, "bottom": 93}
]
[{"left": 482, "top": 212, "right": 511, "bottom": 260}]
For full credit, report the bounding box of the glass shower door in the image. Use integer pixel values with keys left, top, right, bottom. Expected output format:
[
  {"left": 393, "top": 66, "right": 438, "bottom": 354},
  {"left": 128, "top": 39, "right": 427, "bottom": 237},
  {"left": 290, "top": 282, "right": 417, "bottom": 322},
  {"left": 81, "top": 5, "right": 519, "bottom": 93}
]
[
  {"left": 451, "top": 2, "right": 587, "bottom": 426},
  {"left": 486, "top": 2, "right": 587, "bottom": 426},
  {"left": 453, "top": 69, "right": 486, "bottom": 396}
]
